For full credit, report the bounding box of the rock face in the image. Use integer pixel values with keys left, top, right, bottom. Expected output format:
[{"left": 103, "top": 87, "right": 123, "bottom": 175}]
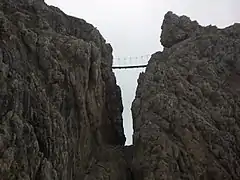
[
  {"left": 1, "top": 0, "right": 240, "bottom": 179},
  {"left": 0, "top": 0, "right": 128, "bottom": 179},
  {"left": 132, "top": 11, "right": 240, "bottom": 180}
]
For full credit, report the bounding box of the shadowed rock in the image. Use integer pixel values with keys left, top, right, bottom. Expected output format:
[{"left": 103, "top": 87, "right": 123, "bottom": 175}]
[{"left": 0, "top": 0, "right": 127, "bottom": 179}]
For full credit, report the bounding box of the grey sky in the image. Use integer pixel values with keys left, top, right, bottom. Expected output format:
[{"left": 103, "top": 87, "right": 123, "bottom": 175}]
[{"left": 45, "top": 0, "right": 239, "bottom": 145}]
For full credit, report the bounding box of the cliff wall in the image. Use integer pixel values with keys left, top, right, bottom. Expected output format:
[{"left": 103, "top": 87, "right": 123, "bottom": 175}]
[
  {"left": 132, "top": 11, "right": 240, "bottom": 180},
  {"left": 0, "top": 0, "right": 128, "bottom": 179}
]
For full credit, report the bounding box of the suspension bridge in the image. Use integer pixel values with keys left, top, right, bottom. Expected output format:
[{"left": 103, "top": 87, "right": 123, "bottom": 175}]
[{"left": 112, "top": 54, "right": 150, "bottom": 69}]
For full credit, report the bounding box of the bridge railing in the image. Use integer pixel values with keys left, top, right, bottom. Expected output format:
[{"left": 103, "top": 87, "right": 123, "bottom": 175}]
[{"left": 112, "top": 54, "right": 150, "bottom": 69}]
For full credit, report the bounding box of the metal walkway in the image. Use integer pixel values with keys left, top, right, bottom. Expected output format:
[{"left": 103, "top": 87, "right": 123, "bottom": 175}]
[{"left": 112, "top": 64, "right": 147, "bottom": 69}]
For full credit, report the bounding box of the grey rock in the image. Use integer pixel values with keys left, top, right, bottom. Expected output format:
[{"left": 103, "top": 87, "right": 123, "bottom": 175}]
[
  {"left": 2, "top": 1, "right": 240, "bottom": 179},
  {"left": 132, "top": 12, "right": 240, "bottom": 180},
  {"left": 0, "top": 0, "right": 127, "bottom": 179},
  {"left": 160, "top": 11, "right": 200, "bottom": 48}
]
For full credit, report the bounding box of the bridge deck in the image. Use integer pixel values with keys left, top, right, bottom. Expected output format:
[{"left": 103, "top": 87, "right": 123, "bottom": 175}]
[{"left": 112, "top": 64, "right": 147, "bottom": 69}]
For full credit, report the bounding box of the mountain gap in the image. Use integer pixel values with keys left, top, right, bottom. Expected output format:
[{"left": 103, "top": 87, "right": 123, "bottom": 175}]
[{"left": 1, "top": 1, "right": 240, "bottom": 180}]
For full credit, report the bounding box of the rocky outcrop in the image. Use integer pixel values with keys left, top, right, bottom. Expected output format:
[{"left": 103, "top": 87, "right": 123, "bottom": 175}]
[
  {"left": 2, "top": 0, "right": 240, "bottom": 179},
  {"left": 132, "top": 11, "right": 240, "bottom": 180},
  {"left": 0, "top": 0, "right": 127, "bottom": 179}
]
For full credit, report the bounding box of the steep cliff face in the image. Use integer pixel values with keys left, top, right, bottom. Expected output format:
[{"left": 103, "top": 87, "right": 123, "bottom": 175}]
[
  {"left": 132, "top": 12, "right": 240, "bottom": 180},
  {"left": 0, "top": 0, "right": 128, "bottom": 179}
]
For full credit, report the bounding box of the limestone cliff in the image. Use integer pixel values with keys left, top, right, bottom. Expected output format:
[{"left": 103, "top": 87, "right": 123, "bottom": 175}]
[
  {"left": 132, "top": 11, "right": 240, "bottom": 180},
  {"left": 0, "top": 0, "right": 128, "bottom": 179}
]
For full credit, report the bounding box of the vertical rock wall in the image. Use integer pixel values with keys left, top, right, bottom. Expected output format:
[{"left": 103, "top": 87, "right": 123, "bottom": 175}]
[{"left": 0, "top": 0, "right": 128, "bottom": 179}]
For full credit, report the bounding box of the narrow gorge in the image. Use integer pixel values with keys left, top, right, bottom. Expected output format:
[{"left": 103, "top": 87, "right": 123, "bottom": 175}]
[{"left": 0, "top": 0, "right": 240, "bottom": 180}]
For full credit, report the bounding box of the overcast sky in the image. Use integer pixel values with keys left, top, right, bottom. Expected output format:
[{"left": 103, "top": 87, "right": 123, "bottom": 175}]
[{"left": 45, "top": 0, "right": 239, "bottom": 145}]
